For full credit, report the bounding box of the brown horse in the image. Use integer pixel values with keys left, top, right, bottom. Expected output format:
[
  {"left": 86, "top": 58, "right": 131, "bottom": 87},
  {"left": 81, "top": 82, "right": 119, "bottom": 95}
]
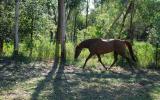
[{"left": 74, "top": 38, "right": 136, "bottom": 71}]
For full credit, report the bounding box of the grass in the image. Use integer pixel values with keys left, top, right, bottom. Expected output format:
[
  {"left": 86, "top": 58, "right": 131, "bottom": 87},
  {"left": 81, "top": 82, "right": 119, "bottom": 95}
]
[
  {"left": 134, "top": 41, "right": 155, "bottom": 68},
  {"left": 2, "top": 39, "right": 159, "bottom": 69},
  {"left": 0, "top": 59, "right": 160, "bottom": 100}
]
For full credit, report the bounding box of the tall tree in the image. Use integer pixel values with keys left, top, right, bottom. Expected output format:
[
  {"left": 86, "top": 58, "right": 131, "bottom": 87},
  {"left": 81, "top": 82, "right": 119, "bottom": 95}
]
[
  {"left": 84, "top": 0, "right": 89, "bottom": 39},
  {"left": 59, "top": 0, "right": 66, "bottom": 64},
  {"left": 73, "top": 11, "right": 78, "bottom": 44},
  {"left": 86, "top": 0, "right": 89, "bottom": 28},
  {"left": 129, "top": 0, "right": 135, "bottom": 42},
  {"left": 57, "top": 0, "right": 66, "bottom": 64},
  {"left": 119, "top": 0, "right": 132, "bottom": 38},
  {"left": 14, "top": 0, "right": 20, "bottom": 56}
]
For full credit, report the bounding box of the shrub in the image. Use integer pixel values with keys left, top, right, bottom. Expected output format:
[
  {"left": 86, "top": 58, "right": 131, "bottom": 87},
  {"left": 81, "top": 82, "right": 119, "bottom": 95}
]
[{"left": 134, "top": 41, "right": 155, "bottom": 68}]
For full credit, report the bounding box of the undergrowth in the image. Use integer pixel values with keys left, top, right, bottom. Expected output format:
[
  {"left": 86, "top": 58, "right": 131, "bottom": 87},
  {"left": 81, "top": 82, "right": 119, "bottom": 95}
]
[{"left": 2, "top": 39, "right": 158, "bottom": 68}]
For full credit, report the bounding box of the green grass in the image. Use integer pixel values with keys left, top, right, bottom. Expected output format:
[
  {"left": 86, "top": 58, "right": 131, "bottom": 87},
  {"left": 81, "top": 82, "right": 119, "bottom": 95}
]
[
  {"left": 2, "top": 39, "right": 158, "bottom": 68},
  {"left": 134, "top": 41, "right": 155, "bottom": 68},
  {"left": 1, "top": 38, "right": 159, "bottom": 100},
  {"left": 0, "top": 61, "right": 160, "bottom": 100},
  {"left": 70, "top": 41, "right": 157, "bottom": 69}
]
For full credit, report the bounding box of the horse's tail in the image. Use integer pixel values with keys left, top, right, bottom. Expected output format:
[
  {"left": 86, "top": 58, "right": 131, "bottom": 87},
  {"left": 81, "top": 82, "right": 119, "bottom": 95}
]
[{"left": 124, "top": 41, "right": 136, "bottom": 62}]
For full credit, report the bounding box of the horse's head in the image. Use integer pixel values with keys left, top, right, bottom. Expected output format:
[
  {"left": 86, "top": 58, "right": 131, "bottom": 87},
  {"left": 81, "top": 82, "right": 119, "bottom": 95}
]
[{"left": 74, "top": 45, "right": 82, "bottom": 60}]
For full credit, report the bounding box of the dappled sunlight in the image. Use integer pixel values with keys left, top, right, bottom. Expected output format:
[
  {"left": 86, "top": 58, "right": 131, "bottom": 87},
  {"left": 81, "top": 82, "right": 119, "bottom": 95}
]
[{"left": 1, "top": 60, "right": 160, "bottom": 99}]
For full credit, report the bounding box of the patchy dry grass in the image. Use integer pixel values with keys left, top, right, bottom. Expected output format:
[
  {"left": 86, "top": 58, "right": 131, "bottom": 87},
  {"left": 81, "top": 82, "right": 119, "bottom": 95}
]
[{"left": 0, "top": 59, "right": 160, "bottom": 100}]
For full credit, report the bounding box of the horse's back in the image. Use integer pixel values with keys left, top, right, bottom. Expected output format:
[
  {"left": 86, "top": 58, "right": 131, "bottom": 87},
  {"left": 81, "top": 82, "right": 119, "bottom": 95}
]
[{"left": 85, "top": 38, "right": 115, "bottom": 54}]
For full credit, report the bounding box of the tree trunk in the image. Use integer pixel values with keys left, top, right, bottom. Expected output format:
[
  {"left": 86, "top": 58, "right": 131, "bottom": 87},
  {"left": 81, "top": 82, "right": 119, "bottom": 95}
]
[
  {"left": 73, "top": 11, "right": 78, "bottom": 44},
  {"left": 119, "top": 0, "right": 133, "bottom": 38},
  {"left": 52, "top": 6, "right": 57, "bottom": 25},
  {"left": 50, "top": 31, "right": 54, "bottom": 43},
  {"left": 58, "top": 0, "right": 66, "bottom": 64},
  {"left": 54, "top": 31, "right": 60, "bottom": 64},
  {"left": 14, "top": 0, "right": 20, "bottom": 56},
  {"left": 84, "top": 0, "right": 89, "bottom": 39},
  {"left": 86, "top": 0, "right": 89, "bottom": 28},
  {"left": 0, "top": 37, "right": 3, "bottom": 55},
  {"left": 106, "top": 10, "right": 124, "bottom": 37},
  {"left": 129, "top": 0, "right": 135, "bottom": 42},
  {"left": 100, "top": 0, "right": 103, "bottom": 13},
  {"left": 30, "top": 16, "right": 34, "bottom": 57}
]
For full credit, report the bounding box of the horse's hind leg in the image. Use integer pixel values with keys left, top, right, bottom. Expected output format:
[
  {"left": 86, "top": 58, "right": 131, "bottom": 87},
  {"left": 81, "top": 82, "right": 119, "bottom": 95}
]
[
  {"left": 125, "top": 57, "right": 135, "bottom": 72},
  {"left": 108, "top": 52, "right": 118, "bottom": 70},
  {"left": 118, "top": 50, "right": 135, "bottom": 73},
  {"left": 83, "top": 53, "right": 93, "bottom": 69},
  {"left": 97, "top": 54, "right": 107, "bottom": 70}
]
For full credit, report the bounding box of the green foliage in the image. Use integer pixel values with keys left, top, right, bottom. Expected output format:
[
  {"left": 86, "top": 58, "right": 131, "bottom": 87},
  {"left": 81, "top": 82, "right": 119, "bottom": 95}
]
[
  {"left": 3, "top": 38, "right": 157, "bottom": 68},
  {"left": 65, "top": 42, "right": 74, "bottom": 64},
  {"left": 1, "top": 0, "right": 160, "bottom": 68},
  {"left": 31, "top": 37, "right": 55, "bottom": 60},
  {"left": 68, "top": 41, "right": 156, "bottom": 68},
  {"left": 134, "top": 41, "right": 155, "bottom": 68},
  {"left": 1, "top": 0, "right": 160, "bottom": 99},
  {"left": 3, "top": 36, "right": 55, "bottom": 60}
]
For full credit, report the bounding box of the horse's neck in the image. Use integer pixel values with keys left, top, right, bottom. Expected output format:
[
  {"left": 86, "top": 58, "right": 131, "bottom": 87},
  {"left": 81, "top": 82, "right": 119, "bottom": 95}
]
[{"left": 79, "top": 41, "right": 88, "bottom": 49}]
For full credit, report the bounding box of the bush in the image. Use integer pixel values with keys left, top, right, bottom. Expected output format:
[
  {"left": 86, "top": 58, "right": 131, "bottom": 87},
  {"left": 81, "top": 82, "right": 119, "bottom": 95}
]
[
  {"left": 134, "top": 41, "right": 155, "bottom": 68},
  {"left": 3, "top": 36, "right": 55, "bottom": 60},
  {"left": 3, "top": 38, "right": 156, "bottom": 68}
]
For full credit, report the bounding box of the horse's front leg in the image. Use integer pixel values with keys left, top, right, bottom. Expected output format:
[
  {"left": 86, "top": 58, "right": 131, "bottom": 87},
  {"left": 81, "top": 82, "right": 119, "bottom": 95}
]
[
  {"left": 108, "top": 52, "right": 118, "bottom": 70},
  {"left": 82, "top": 53, "right": 93, "bottom": 69},
  {"left": 97, "top": 54, "right": 107, "bottom": 70}
]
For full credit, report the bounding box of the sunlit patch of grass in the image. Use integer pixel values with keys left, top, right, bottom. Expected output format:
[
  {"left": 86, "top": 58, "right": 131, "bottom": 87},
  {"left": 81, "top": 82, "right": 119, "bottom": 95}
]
[
  {"left": 149, "top": 84, "right": 160, "bottom": 100},
  {"left": 3, "top": 39, "right": 156, "bottom": 68},
  {"left": 0, "top": 62, "right": 160, "bottom": 100},
  {"left": 72, "top": 49, "right": 114, "bottom": 68},
  {"left": 0, "top": 77, "right": 44, "bottom": 100}
]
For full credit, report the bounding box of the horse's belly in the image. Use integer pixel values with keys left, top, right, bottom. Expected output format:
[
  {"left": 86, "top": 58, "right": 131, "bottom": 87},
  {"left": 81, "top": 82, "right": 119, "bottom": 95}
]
[{"left": 94, "top": 46, "right": 113, "bottom": 54}]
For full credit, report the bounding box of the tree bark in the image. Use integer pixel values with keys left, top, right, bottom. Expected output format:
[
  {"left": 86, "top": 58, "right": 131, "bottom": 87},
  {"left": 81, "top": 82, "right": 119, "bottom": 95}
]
[
  {"left": 58, "top": 0, "right": 66, "bottom": 64},
  {"left": 106, "top": 10, "right": 124, "bottom": 37},
  {"left": 119, "top": 0, "right": 134, "bottom": 38},
  {"left": 52, "top": 5, "right": 57, "bottom": 25},
  {"left": 50, "top": 31, "right": 54, "bottom": 43},
  {"left": 86, "top": 0, "right": 89, "bottom": 28},
  {"left": 84, "top": 0, "right": 89, "bottom": 39},
  {"left": 73, "top": 11, "right": 78, "bottom": 44},
  {"left": 129, "top": 0, "right": 135, "bottom": 42},
  {"left": 14, "top": 0, "right": 20, "bottom": 56},
  {"left": 30, "top": 13, "right": 34, "bottom": 57},
  {"left": 0, "top": 37, "right": 3, "bottom": 55}
]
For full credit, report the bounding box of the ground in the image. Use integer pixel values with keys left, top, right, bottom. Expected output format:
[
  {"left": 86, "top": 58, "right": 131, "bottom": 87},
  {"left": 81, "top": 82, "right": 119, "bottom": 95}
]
[{"left": 0, "top": 60, "right": 160, "bottom": 100}]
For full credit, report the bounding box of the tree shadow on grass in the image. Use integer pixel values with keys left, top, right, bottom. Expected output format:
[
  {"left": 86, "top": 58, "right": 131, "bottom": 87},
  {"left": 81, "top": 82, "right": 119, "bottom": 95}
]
[
  {"left": 51, "top": 63, "right": 74, "bottom": 100},
  {"left": 31, "top": 64, "right": 160, "bottom": 100},
  {"left": 31, "top": 60, "right": 59, "bottom": 100},
  {"left": 0, "top": 56, "right": 51, "bottom": 91},
  {"left": 2, "top": 54, "right": 159, "bottom": 100},
  {"left": 74, "top": 69, "right": 160, "bottom": 100},
  {"left": 31, "top": 61, "right": 75, "bottom": 100}
]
